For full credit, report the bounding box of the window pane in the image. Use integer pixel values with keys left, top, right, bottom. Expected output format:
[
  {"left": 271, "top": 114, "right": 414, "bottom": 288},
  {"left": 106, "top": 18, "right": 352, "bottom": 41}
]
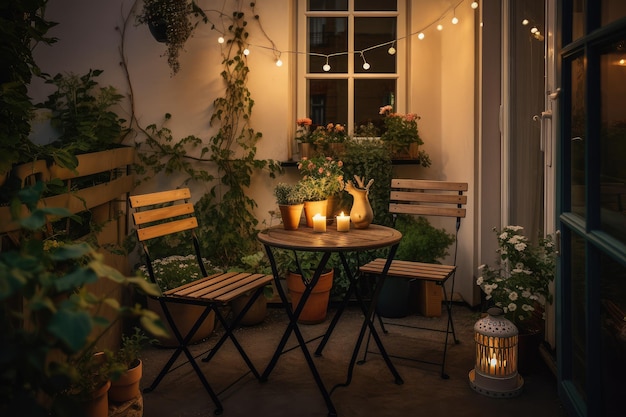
[
  {"left": 355, "top": 0, "right": 397, "bottom": 11},
  {"left": 354, "top": 17, "right": 397, "bottom": 74},
  {"left": 571, "top": 55, "right": 586, "bottom": 217},
  {"left": 600, "top": 39, "right": 626, "bottom": 243},
  {"left": 602, "top": 0, "right": 626, "bottom": 26},
  {"left": 308, "top": 79, "right": 348, "bottom": 125},
  {"left": 309, "top": 17, "right": 348, "bottom": 73},
  {"left": 600, "top": 251, "right": 626, "bottom": 416},
  {"left": 569, "top": 232, "right": 587, "bottom": 402},
  {"left": 572, "top": 0, "right": 585, "bottom": 41},
  {"left": 308, "top": 0, "right": 347, "bottom": 11},
  {"left": 354, "top": 79, "right": 395, "bottom": 132}
]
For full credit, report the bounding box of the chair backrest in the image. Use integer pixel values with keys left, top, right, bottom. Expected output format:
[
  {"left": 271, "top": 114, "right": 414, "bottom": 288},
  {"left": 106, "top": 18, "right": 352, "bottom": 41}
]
[
  {"left": 389, "top": 179, "right": 469, "bottom": 255},
  {"left": 129, "top": 188, "right": 208, "bottom": 284},
  {"left": 389, "top": 179, "right": 468, "bottom": 221}
]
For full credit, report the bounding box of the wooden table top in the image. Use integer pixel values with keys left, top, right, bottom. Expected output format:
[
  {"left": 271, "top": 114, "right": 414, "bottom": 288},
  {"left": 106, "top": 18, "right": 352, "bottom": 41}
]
[{"left": 258, "top": 224, "right": 402, "bottom": 252}]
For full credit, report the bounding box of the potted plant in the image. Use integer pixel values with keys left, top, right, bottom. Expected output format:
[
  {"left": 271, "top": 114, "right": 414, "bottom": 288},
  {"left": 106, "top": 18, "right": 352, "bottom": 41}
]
[
  {"left": 137, "top": 254, "right": 223, "bottom": 346},
  {"left": 136, "top": 0, "right": 206, "bottom": 74},
  {"left": 274, "top": 182, "right": 304, "bottom": 230},
  {"left": 274, "top": 249, "right": 336, "bottom": 324},
  {"left": 297, "top": 156, "right": 344, "bottom": 226},
  {"left": 109, "top": 328, "right": 151, "bottom": 403},
  {"left": 0, "top": 182, "right": 165, "bottom": 417},
  {"left": 378, "top": 105, "right": 431, "bottom": 166},
  {"left": 476, "top": 225, "right": 556, "bottom": 371},
  {"left": 228, "top": 251, "right": 275, "bottom": 326}
]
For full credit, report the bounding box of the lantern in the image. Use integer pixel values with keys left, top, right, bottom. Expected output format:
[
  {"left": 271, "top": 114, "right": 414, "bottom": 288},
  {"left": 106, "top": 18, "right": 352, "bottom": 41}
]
[{"left": 469, "top": 307, "right": 524, "bottom": 397}]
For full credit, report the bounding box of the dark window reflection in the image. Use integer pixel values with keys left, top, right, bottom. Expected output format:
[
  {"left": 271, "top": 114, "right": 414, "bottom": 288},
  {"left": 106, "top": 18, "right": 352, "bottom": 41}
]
[
  {"left": 309, "top": 17, "right": 348, "bottom": 73},
  {"left": 308, "top": 0, "right": 347, "bottom": 11},
  {"left": 570, "top": 55, "right": 586, "bottom": 217},
  {"left": 308, "top": 79, "right": 348, "bottom": 126},
  {"left": 354, "top": 79, "right": 395, "bottom": 133},
  {"left": 354, "top": 17, "right": 396, "bottom": 74}
]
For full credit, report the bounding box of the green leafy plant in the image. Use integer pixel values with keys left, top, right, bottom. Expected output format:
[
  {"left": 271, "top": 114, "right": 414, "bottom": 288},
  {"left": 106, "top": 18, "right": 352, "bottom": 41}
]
[
  {"left": 297, "top": 156, "right": 344, "bottom": 201},
  {"left": 136, "top": 0, "right": 207, "bottom": 74},
  {"left": 476, "top": 225, "right": 556, "bottom": 331},
  {"left": 394, "top": 215, "right": 455, "bottom": 263},
  {"left": 0, "top": 181, "right": 166, "bottom": 415},
  {"left": 115, "top": 327, "right": 151, "bottom": 370},
  {"left": 136, "top": 254, "right": 222, "bottom": 291},
  {"left": 36, "top": 69, "right": 129, "bottom": 154},
  {"left": 378, "top": 105, "right": 431, "bottom": 167},
  {"left": 274, "top": 182, "right": 304, "bottom": 205}
]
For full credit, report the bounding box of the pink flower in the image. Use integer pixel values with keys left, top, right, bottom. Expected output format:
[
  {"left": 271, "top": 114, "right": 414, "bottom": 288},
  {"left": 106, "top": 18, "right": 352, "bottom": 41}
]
[
  {"left": 297, "top": 117, "right": 312, "bottom": 126},
  {"left": 379, "top": 105, "right": 393, "bottom": 115}
]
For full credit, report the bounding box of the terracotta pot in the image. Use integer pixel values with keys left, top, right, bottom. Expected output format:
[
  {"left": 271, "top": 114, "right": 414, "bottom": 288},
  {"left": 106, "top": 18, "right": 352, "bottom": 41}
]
[
  {"left": 147, "top": 298, "right": 215, "bottom": 347},
  {"left": 231, "top": 292, "right": 268, "bottom": 326},
  {"left": 303, "top": 200, "right": 328, "bottom": 227},
  {"left": 278, "top": 203, "right": 304, "bottom": 230},
  {"left": 109, "top": 360, "right": 142, "bottom": 403},
  {"left": 298, "top": 143, "right": 317, "bottom": 159},
  {"left": 286, "top": 269, "right": 333, "bottom": 324},
  {"left": 81, "top": 380, "right": 111, "bottom": 417}
]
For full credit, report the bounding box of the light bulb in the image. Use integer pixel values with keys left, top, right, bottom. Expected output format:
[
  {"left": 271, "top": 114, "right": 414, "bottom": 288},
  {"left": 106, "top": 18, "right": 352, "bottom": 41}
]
[
  {"left": 323, "top": 63, "right": 331, "bottom": 71},
  {"left": 471, "top": 1, "right": 478, "bottom": 9},
  {"left": 418, "top": 32, "right": 425, "bottom": 40},
  {"left": 452, "top": 16, "right": 459, "bottom": 25},
  {"left": 218, "top": 36, "right": 225, "bottom": 44},
  {"left": 620, "top": 59, "right": 625, "bottom": 65},
  {"left": 362, "top": 62, "right": 370, "bottom": 70},
  {"left": 275, "top": 58, "right": 283, "bottom": 67},
  {"left": 388, "top": 46, "right": 396, "bottom": 55},
  {"left": 437, "top": 24, "right": 443, "bottom": 31},
  {"left": 531, "top": 26, "right": 538, "bottom": 33},
  {"left": 522, "top": 19, "right": 529, "bottom": 25},
  {"left": 243, "top": 48, "right": 250, "bottom": 55}
]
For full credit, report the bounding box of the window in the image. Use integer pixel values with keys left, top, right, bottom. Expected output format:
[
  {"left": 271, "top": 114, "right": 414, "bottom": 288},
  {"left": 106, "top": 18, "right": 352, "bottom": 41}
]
[{"left": 296, "top": 0, "right": 406, "bottom": 135}]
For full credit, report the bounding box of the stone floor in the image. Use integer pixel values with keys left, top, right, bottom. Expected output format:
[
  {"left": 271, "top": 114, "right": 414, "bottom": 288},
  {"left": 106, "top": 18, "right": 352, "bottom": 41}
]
[{"left": 138, "top": 303, "right": 568, "bottom": 417}]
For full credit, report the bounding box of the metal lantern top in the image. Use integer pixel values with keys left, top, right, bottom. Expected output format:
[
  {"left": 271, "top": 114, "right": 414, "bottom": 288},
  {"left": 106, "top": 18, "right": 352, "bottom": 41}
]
[{"left": 474, "top": 307, "right": 519, "bottom": 338}]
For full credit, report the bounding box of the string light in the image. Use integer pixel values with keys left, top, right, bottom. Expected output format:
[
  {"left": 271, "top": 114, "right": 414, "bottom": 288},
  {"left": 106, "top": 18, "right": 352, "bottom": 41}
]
[
  {"left": 323, "top": 56, "right": 331, "bottom": 71},
  {"left": 522, "top": 19, "right": 529, "bottom": 25},
  {"left": 214, "top": 0, "right": 478, "bottom": 68},
  {"left": 360, "top": 52, "right": 370, "bottom": 70}
]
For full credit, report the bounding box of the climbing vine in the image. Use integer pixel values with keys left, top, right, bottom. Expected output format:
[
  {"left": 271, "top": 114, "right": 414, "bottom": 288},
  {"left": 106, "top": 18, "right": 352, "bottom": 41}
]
[{"left": 119, "top": 1, "right": 281, "bottom": 267}]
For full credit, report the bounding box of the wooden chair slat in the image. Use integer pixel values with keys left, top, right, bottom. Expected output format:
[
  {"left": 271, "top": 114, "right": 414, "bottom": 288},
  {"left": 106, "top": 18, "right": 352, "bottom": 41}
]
[
  {"left": 391, "top": 179, "right": 468, "bottom": 192},
  {"left": 132, "top": 203, "right": 194, "bottom": 225},
  {"left": 136, "top": 217, "right": 198, "bottom": 241},
  {"left": 389, "top": 204, "right": 466, "bottom": 218},
  {"left": 390, "top": 191, "right": 467, "bottom": 205},
  {"left": 130, "top": 188, "right": 191, "bottom": 208}
]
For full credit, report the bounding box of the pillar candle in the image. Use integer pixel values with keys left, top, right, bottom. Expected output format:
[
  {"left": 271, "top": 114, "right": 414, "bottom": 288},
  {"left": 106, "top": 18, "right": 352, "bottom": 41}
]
[
  {"left": 312, "top": 213, "right": 326, "bottom": 232},
  {"left": 336, "top": 211, "right": 350, "bottom": 232}
]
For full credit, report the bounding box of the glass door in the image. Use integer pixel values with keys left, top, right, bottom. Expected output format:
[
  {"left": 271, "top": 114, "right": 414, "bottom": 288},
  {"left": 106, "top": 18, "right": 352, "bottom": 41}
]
[{"left": 557, "top": 2, "right": 626, "bottom": 416}]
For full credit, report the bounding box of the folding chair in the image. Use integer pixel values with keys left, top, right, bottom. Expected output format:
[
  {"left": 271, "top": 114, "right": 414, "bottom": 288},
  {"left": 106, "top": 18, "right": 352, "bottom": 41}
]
[
  {"left": 359, "top": 179, "right": 468, "bottom": 379},
  {"left": 130, "top": 188, "right": 273, "bottom": 415}
]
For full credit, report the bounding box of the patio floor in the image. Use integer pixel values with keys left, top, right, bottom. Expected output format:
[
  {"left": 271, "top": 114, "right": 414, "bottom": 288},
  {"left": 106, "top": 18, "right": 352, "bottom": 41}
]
[{"left": 138, "top": 303, "right": 567, "bottom": 417}]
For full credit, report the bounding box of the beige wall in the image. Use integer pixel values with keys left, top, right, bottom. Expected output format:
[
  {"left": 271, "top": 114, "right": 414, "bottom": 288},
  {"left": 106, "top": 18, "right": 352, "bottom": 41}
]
[{"left": 30, "top": 0, "right": 478, "bottom": 304}]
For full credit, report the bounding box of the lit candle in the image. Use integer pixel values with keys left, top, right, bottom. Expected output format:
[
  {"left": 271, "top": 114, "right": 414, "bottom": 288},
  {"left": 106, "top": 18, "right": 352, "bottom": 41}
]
[
  {"left": 312, "top": 213, "right": 326, "bottom": 232},
  {"left": 336, "top": 211, "right": 350, "bottom": 232}
]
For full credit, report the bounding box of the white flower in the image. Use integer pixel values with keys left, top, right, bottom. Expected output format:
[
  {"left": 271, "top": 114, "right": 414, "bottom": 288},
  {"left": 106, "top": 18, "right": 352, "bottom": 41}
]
[
  {"left": 508, "top": 291, "right": 518, "bottom": 301},
  {"left": 499, "top": 232, "right": 508, "bottom": 240},
  {"left": 476, "top": 276, "right": 484, "bottom": 285},
  {"left": 484, "top": 285, "right": 493, "bottom": 295},
  {"left": 522, "top": 304, "right": 534, "bottom": 311},
  {"left": 522, "top": 290, "right": 531, "bottom": 298},
  {"left": 508, "top": 302, "right": 517, "bottom": 312},
  {"left": 514, "top": 242, "right": 527, "bottom": 251},
  {"left": 478, "top": 264, "right": 486, "bottom": 270},
  {"left": 508, "top": 225, "right": 524, "bottom": 231}
]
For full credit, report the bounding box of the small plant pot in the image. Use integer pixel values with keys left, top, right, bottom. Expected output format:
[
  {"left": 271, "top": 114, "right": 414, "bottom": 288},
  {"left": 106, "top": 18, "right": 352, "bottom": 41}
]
[
  {"left": 303, "top": 200, "right": 328, "bottom": 228},
  {"left": 81, "top": 380, "right": 111, "bottom": 417},
  {"left": 286, "top": 269, "right": 333, "bottom": 324},
  {"left": 231, "top": 293, "right": 268, "bottom": 326},
  {"left": 109, "top": 360, "right": 142, "bottom": 403},
  {"left": 278, "top": 204, "right": 304, "bottom": 230}
]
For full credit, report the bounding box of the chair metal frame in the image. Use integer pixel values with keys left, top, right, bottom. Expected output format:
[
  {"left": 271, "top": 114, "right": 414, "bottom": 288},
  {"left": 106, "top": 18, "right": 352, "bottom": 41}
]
[
  {"left": 130, "top": 188, "right": 272, "bottom": 415},
  {"left": 358, "top": 179, "right": 468, "bottom": 379}
]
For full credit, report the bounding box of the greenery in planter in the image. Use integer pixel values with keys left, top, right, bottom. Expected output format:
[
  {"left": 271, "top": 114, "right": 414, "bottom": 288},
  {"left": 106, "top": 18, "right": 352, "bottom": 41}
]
[
  {"left": 136, "top": 254, "right": 223, "bottom": 291},
  {"left": 115, "top": 327, "right": 151, "bottom": 370},
  {"left": 36, "top": 69, "right": 129, "bottom": 154},
  {"left": 0, "top": 182, "right": 166, "bottom": 416},
  {"left": 297, "top": 156, "right": 344, "bottom": 201},
  {"left": 136, "top": 0, "right": 207, "bottom": 74},
  {"left": 0, "top": 0, "right": 57, "bottom": 177},
  {"left": 394, "top": 215, "right": 456, "bottom": 263},
  {"left": 274, "top": 182, "right": 304, "bottom": 205}
]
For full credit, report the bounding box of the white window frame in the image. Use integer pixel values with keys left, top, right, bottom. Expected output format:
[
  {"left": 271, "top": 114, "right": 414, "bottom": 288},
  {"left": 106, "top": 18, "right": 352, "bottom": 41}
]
[{"left": 296, "top": 0, "right": 407, "bottom": 135}]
